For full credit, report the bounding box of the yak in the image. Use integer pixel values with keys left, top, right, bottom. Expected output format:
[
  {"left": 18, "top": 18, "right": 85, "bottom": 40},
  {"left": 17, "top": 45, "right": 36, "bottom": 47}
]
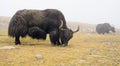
[
  {"left": 8, "top": 9, "right": 79, "bottom": 46},
  {"left": 96, "top": 23, "right": 115, "bottom": 34}
]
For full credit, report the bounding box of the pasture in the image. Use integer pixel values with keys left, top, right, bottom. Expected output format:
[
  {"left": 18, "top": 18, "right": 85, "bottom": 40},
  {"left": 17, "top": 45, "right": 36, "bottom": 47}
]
[{"left": 0, "top": 30, "right": 120, "bottom": 66}]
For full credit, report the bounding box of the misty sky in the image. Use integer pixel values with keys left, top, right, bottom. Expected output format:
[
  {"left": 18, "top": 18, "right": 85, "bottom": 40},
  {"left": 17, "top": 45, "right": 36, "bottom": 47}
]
[{"left": 0, "top": 0, "right": 120, "bottom": 28}]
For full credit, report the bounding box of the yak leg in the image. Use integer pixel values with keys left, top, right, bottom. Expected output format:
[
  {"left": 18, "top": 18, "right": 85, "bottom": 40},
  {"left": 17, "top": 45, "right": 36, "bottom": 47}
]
[
  {"left": 56, "top": 40, "right": 61, "bottom": 46},
  {"left": 15, "top": 36, "right": 21, "bottom": 45},
  {"left": 49, "top": 34, "right": 57, "bottom": 46},
  {"left": 49, "top": 30, "right": 60, "bottom": 46},
  {"left": 50, "top": 38, "right": 61, "bottom": 46}
]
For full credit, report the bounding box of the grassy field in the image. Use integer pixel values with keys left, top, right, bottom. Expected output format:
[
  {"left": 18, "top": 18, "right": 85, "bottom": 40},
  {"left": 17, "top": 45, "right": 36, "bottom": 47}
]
[{"left": 0, "top": 30, "right": 120, "bottom": 66}]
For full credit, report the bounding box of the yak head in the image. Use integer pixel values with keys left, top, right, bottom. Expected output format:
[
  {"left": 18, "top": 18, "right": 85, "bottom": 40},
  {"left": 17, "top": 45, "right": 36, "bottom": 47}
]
[
  {"left": 59, "top": 20, "right": 79, "bottom": 46},
  {"left": 110, "top": 27, "right": 115, "bottom": 33}
]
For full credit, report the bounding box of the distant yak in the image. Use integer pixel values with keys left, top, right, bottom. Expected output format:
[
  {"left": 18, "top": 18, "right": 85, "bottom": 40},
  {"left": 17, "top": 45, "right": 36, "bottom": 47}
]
[
  {"left": 96, "top": 23, "right": 115, "bottom": 34},
  {"left": 8, "top": 9, "right": 79, "bottom": 46}
]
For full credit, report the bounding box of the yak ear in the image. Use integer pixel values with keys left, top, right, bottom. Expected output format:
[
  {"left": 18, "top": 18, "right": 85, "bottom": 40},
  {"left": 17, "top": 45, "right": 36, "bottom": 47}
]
[{"left": 72, "top": 26, "right": 80, "bottom": 33}]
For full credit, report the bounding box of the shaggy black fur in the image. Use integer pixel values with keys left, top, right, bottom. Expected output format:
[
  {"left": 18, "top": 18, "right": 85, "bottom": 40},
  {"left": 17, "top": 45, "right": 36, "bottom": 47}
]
[{"left": 28, "top": 27, "right": 46, "bottom": 39}]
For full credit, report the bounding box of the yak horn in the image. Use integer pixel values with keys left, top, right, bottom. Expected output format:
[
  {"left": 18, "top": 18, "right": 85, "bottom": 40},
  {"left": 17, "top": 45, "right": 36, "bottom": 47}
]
[
  {"left": 73, "top": 26, "right": 80, "bottom": 33},
  {"left": 59, "top": 20, "right": 63, "bottom": 29}
]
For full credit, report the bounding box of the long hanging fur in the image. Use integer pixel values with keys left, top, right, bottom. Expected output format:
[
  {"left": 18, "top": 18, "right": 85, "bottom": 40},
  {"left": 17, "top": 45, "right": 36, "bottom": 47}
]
[
  {"left": 28, "top": 27, "right": 46, "bottom": 39},
  {"left": 8, "top": 14, "right": 28, "bottom": 37}
]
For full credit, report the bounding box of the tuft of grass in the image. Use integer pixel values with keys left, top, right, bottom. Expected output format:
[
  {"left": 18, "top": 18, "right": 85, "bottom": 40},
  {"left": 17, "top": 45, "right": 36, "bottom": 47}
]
[{"left": 0, "top": 31, "right": 120, "bottom": 66}]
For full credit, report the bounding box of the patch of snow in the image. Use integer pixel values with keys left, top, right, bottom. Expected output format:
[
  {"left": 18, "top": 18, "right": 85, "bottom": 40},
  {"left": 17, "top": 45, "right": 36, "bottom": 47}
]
[{"left": 0, "top": 46, "right": 15, "bottom": 50}]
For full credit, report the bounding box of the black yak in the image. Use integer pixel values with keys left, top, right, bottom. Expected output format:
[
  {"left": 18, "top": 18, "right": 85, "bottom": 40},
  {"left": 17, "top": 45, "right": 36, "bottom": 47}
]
[
  {"left": 96, "top": 23, "right": 115, "bottom": 34},
  {"left": 8, "top": 9, "right": 79, "bottom": 46}
]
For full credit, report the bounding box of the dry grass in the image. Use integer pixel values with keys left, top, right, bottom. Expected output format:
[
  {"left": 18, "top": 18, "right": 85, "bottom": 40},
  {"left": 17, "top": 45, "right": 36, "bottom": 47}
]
[{"left": 0, "top": 30, "right": 120, "bottom": 66}]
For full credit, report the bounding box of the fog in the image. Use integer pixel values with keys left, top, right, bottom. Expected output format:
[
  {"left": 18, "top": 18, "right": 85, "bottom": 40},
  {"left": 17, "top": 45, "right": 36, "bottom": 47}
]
[{"left": 0, "top": 0, "right": 120, "bottom": 28}]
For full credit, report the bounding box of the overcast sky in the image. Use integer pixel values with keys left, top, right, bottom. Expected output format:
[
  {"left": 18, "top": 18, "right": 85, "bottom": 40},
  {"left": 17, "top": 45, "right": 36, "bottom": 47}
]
[{"left": 0, "top": 0, "right": 120, "bottom": 28}]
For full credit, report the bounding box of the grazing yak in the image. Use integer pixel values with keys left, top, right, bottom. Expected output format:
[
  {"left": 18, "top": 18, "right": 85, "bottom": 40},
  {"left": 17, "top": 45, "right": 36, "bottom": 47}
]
[
  {"left": 8, "top": 9, "right": 79, "bottom": 46},
  {"left": 96, "top": 23, "right": 115, "bottom": 34}
]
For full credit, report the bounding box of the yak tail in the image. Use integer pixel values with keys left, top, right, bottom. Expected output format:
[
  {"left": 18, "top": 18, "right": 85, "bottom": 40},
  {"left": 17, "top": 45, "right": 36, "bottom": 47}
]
[{"left": 8, "top": 15, "right": 28, "bottom": 37}]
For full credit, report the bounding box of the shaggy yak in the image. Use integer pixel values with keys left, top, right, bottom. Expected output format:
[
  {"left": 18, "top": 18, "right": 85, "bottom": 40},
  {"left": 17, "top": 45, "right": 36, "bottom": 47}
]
[
  {"left": 8, "top": 9, "right": 79, "bottom": 46},
  {"left": 96, "top": 23, "right": 115, "bottom": 34}
]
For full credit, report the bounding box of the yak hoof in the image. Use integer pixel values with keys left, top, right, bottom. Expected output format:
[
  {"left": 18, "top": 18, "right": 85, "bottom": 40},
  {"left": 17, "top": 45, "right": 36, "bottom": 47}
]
[
  {"left": 51, "top": 43, "right": 56, "bottom": 46},
  {"left": 61, "top": 44, "right": 67, "bottom": 47},
  {"left": 15, "top": 42, "right": 21, "bottom": 45}
]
